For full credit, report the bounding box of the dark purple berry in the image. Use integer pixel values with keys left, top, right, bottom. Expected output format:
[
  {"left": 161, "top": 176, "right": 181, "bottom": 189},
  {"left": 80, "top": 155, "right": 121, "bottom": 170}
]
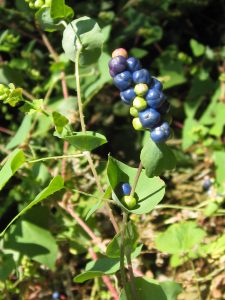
[
  {"left": 158, "top": 100, "right": 170, "bottom": 114},
  {"left": 108, "top": 56, "right": 127, "bottom": 77},
  {"left": 133, "top": 69, "right": 151, "bottom": 85},
  {"left": 122, "top": 183, "right": 132, "bottom": 195},
  {"left": 113, "top": 71, "right": 133, "bottom": 91},
  {"left": 127, "top": 57, "right": 141, "bottom": 72},
  {"left": 146, "top": 89, "right": 165, "bottom": 108},
  {"left": 120, "top": 88, "right": 136, "bottom": 105},
  {"left": 138, "top": 107, "right": 161, "bottom": 128}
]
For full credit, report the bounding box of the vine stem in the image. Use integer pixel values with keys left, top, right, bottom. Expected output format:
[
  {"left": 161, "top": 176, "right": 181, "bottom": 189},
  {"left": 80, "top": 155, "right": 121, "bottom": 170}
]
[
  {"left": 75, "top": 46, "right": 86, "bottom": 133},
  {"left": 27, "top": 153, "right": 84, "bottom": 164},
  {"left": 130, "top": 162, "right": 143, "bottom": 197},
  {"left": 120, "top": 212, "right": 129, "bottom": 299},
  {"left": 125, "top": 249, "right": 139, "bottom": 300},
  {"left": 75, "top": 45, "right": 119, "bottom": 234}
]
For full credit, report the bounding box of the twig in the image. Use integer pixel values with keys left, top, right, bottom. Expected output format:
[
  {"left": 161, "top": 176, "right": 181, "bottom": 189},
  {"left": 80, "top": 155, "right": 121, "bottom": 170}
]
[
  {"left": 0, "top": 127, "right": 14, "bottom": 135},
  {"left": 27, "top": 153, "right": 84, "bottom": 164}
]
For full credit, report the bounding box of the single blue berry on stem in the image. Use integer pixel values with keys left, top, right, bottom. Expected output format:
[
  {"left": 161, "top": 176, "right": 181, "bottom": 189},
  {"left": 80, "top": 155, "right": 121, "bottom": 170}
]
[
  {"left": 138, "top": 107, "right": 161, "bottom": 128},
  {"left": 121, "top": 183, "right": 132, "bottom": 195},
  {"left": 133, "top": 69, "right": 151, "bottom": 85},
  {"left": 113, "top": 71, "right": 133, "bottom": 91},
  {"left": 126, "top": 57, "right": 141, "bottom": 72}
]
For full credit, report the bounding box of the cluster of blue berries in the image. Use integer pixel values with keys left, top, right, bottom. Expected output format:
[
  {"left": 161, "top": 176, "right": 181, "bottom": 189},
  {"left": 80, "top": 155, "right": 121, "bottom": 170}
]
[{"left": 108, "top": 48, "right": 172, "bottom": 143}]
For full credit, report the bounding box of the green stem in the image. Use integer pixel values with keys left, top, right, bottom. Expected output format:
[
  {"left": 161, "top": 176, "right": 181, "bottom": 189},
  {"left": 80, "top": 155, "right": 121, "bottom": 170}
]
[
  {"left": 75, "top": 44, "right": 86, "bottom": 132},
  {"left": 27, "top": 153, "right": 84, "bottom": 164},
  {"left": 120, "top": 212, "right": 129, "bottom": 299},
  {"left": 125, "top": 248, "right": 139, "bottom": 300},
  {"left": 130, "top": 162, "right": 142, "bottom": 197}
]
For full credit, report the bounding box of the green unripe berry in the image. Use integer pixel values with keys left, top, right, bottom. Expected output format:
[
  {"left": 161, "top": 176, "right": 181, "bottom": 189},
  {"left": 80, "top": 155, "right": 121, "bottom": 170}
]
[
  {"left": 133, "top": 96, "right": 147, "bottom": 111},
  {"left": 130, "top": 107, "right": 139, "bottom": 117},
  {"left": 122, "top": 195, "right": 137, "bottom": 209},
  {"left": 29, "top": 2, "right": 35, "bottom": 8},
  {"left": 34, "top": 0, "right": 44, "bottom": 8},
  {"left": 132, "top": 118, "right": 143, "bottom": 131},
  {"left": 134, "top": 83, "right": 148, "bottom": 96}
]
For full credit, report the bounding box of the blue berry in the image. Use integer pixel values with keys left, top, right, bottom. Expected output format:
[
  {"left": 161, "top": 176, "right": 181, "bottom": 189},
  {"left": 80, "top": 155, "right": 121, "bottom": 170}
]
[
  {"left": 138, "top": 108, "right": 161, "bottom": 128},
  {"left": 150, "top": 121, "right": 171, "bottom": 143},
  {"left": 158, "top": 100, "right": 170, "bottom": 114},
  {"left": 146, "top": 89, "right": 165, "bottom": 109},
  {"left": 133, "top": 69, "right": 151, "bottom": 85},
  {"left": 122, "top": 183, "right": 132, "bottom": 195},
  {"left": 120, "top": 88, "right": 136, "bottom": 105},
  {"left": 151, "top": 77, "right": 163, "bottom": 90},
  {"left": 126, "top": 57, "right": 141, "bottom": 72},
  {"left": 52, "top": 292, "right": 60, "bottom": 300},
  {"left": 109, "top": 56, "right": 127, "bottom": 77},
  {"left": 202, "top": 178, "right": 212, "bottom": 191},
  {"left": 113, "top": 71, "right": 133, "bottom": 91}
]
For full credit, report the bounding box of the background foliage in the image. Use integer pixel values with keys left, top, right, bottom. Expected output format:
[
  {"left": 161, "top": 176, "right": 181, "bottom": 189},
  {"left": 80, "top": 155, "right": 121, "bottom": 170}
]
[{"left": 0, "top": 0, "right": 225, "bottom": 299}]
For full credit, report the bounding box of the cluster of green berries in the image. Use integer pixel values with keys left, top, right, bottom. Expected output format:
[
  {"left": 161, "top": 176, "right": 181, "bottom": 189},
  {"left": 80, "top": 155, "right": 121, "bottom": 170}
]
[
  {"left": 24, "top": 0, "right": 51, "bottom": 9},
  {"left": 109, "top": 48, "right": 172, "bottom": 143}
]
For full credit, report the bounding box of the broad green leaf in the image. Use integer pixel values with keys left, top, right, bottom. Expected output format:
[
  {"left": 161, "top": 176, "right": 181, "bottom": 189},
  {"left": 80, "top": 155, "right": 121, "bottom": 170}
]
[
  {"left": 74, "top": 257, "right": 120, "bottom": 283},
  {"left": 6, "top": 115, "right": 32, "bottom": 149},
  {"left": 190, "top": 39, "right": 205, "bottom": 57},
  {"left": 140, "top": 139, "right": 176, "bottom": 177},
  {"left": 107, "top": 156, "right": 165, "bottom": 214},
  {"left": 0, "top": 254, "right": 16, "bottom": 281},
  {"left": 120, "top": 277, "right": 167, "bottom": 300},
  {"left": 106, "top": 222, "right": 138, "bottom": 258},
  {"left": 62, "top": 17, "right": 104, "bottom": 65},
  {"left": 52, "top": 111, "right": 69, "bottom": 134},
  {"left": 56, "top": 131, "right": 107, "bottom": 151},
  {"left": 155, "top": 222, "right": 206, "bottom": 267},
  {"left": 0, "top": 176, "right": 64, "bottom": 236},
  {"left": 0, "top": 149, "right": 25, "bottom": 191},
  {"left": 160, "top": 281, "right": 183, "bottom": 300},
  {"left": 85, "top": 186, "right": 111, "bottom": 220},
  {"left": 4, "top": 220, "right": 58, "bottom": 269},
  {"left": 50, "top": 0, "right": 74, "bottom": 20},
  {"left": 35, "top": 7, "right": 64, "bottom": 32}
]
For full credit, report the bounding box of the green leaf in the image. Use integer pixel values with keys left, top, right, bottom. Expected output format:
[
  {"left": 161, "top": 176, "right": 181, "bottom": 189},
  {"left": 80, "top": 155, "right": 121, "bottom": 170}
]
[
  {"left": 0, "top": 149, "right": 25, "bottom": 191},
  {"left": 50, "top": 0, "right": 74, "bottom": 20},
  {"left": 107, "top": 156, "right": 165, "bottom": 214},
  {"left": 6, "top": 115, "right": 32, "bottom": 150},
  {"left": 74, "top": 257, "right": 120, "bottom": 283},
  {"left": 155, "top": 222, "right": 206, "bottom": 267},
  {"left": 0, "top": 176, "right": 64, "bottom": 236},
  {"left": 35, "top": 7, "right": 64, "bottom": 32},
  {"left": 106, "top": 222, "right": 138, "bottom": 258},
  {"left": 140, "top": 139, "right": 176, "bottom": 177},
  {"left": 182, "top": 118, "right": 199, "bottom": 149},
  {"left": 56, "top": 131, "right": 107, "bottom": 151},
  {"left": 160, "top": 281, "right": 183, "bottom": 300},
  {"left": 120, "top": 277, "right": 167, "bottom": 300},
  {"left": 62, "top": 17, "right": 104, "bottom": 65},
  {"left": 190, "top": 39, "right": 205, "bottom": 57},
  {"left": 4, "top": 220, "right": 58, "bottom": 269},
  {"left": 52, "top": 111, "right": 69, "bottom": 134},
  {"left": 202, "top": 234, "right": 225, "bottom": 259},
  {"left": 213, "top": 151, "right": 225, "bottom": 190},
  {"left": 0, "top": 254, "right": 16, "bottom": 281}
]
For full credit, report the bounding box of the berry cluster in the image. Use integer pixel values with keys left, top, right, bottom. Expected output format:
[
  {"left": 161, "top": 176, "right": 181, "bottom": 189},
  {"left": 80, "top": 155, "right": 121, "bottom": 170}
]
[
  {"left": 24, "top": 0, "right": 51, "bottom": 9},
  {"left": 109, "top": 48, "right": 172, "bottom": 143}
]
